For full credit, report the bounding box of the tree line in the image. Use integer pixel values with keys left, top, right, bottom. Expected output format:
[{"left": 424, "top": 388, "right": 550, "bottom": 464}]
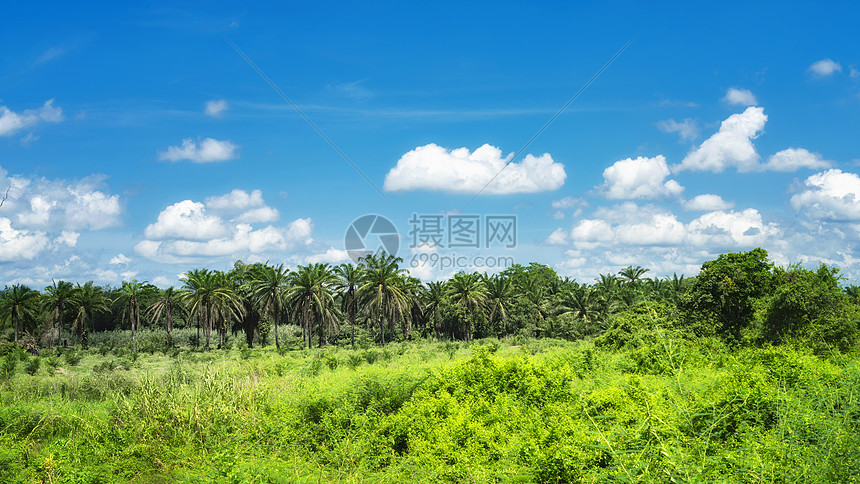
[{"left": 2, "top": 249, "right": 859, "bottom": 352}]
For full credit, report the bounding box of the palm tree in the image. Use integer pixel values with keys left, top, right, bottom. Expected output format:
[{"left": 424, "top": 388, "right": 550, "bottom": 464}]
[
  {"left": 114, "top": 280, "right": 151, "bottom": 353},
  {"left": 0, "top": 284, "right": 39, "bottom": 344},
  {"left": 618, "top": 265, "right": 650, "bottom": 287},
  {"left": 181, "top": 269, "right": 216, "bottom": 349},
  {"left": 210, "top": 271, "right": 244, "bottom": 348},
  {"left": 357, "top": 253, "right": 409, "bottom": 346},
  {"left": 333, "top": 264, "right": 361, "bottom": 347},
  {"left": 483, "top": 274, "right": 514, "bottom": 336},
  {"left": 43, "top": 280, "right": 74, "bottom": 348},
  {"left": 286, "top": 263, "right": 339, "bottom": 347},
  {"left": 146, "top": 286, "right": 181, "bottom": 342},
  {"left": 446, "top": 272, "right": 488, "bottom": 341},
  {"left": 249, "top": 263, "right": 290, "bottom": 349},
  {"left": 846, "top": 285, "right": 860, "bottom": 305},
  {"left": 70, "top": 282, "right": 109, "bottom": 348},
  {"left": 423, "top": 281, "right": 446, "bottom": 339}
]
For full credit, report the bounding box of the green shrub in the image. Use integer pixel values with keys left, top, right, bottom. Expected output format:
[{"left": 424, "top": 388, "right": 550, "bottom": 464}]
[
  {"left": 23, "top": 357, "right": 41, "bottom": 375},
  {"left": 63, "top": 351, "right": 82, "bottom": 366},
  {"left": 1, "top": 353, "right": 17, "bottom": 377}
]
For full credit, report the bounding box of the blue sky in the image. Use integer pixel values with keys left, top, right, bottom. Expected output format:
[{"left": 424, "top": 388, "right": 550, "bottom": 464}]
[{"left": 2, "top": 1, "right": 859, "bottom": 287}]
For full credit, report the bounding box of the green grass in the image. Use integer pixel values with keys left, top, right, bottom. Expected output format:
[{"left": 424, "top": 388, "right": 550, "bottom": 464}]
[{"left": 1, "top": 337, "right": 859, "bottom": 482}]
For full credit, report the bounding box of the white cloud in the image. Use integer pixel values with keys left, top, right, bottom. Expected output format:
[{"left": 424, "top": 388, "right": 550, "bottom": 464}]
[
  {"left": 809, "top": 59, "right": 842, "bottom": 77},
  {"left": 55, "top": 231, "right": 79, "bottom": 247},
  {"left": 546, "top": 228, "right": 568, "bottom": 245},
  {"left": 722, "top": 88, "right": 758, "bottom": 106},
  {"left": 674, "top": 107, "right": 767, "bottom": 173},
  {"left": 136, "top": 191, "right": 313, "bottom": 263},
  {"left": 0, "top": 99, "right": 63, "bottom": 137},
  {"left": 601, "top": 155, "right": 684, "bottom": 200},
  {"left": 383, "top": 143, "right": 566, "bottom": 194},
  {"left": 791, "top": 169, "right": 860, "bottom": 221},
  {"left": 144, "top": 200, "right": 229, "bottom": 240},
  {"left": 151, "top": 276, "right": 174, "bottom": 288},
  {"left": 656, "top": 118, "right": 699, "bottom": 142},
  {"left": 110, "top": 253, "right": 132, "bottom": 265},
  {"left": 204, "top": 100, "right": 228, "bottom": 118},
  {"left": 763, "top": 148, "right": 832, "bottom": 172},
  {"left": 687, "top": 209, "right": 778, "bottom": 247},
  {"left": 0, "top": 218, "right": 49, "bottom": 261},
  {"left": 235, "top": 206, "right": 280, "bottom": 223},
  {"left": 305, "top": 247, "right": 350, "bottom": 264},
  {"left": 0, "top": 170, "right": 121, "bottom": 231},
  {"left": 683, "top": 194, "right": 734, "bottom": 211},
  {"left": 569, "top": 203, "right": 777, "bottom": 251},
  {"left": 204, "top": 189, "right": 280, "bottom": 223},
  {"left": 205, "top": 189, "right": 265, "bottom": 211},
  {"left": 158, "top": 137, "right": 239, "bottom": 163},
  {"left": 551, "top": 196, "right": 586, "bottom": 219}
]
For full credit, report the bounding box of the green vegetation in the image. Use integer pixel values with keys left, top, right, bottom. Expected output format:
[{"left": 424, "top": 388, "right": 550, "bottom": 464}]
[{"left": 1, "top": 249, "right": 859, "bottom": 482}]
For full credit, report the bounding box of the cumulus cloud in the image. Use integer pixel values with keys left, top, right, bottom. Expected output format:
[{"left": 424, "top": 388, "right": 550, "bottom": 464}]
[
  {"left": 305, "top": 247, "right": 350, "bottom": 264},
  {"left": 722, "top": 88, "right": 758, "bottom": 106},
  {"left": 0, "top": 99, "right": 63, "bottom": 137},
  {"left": 551, "top": 196, "right": 587, "bottom": 219},
  {"left": 204, "top": 100, "right": 228, "bottom": 117},
  {"left": 0, "top": 169, "right": 121, "bottom": 231},
  {"left": 683, "top": 194, "right": 734, "bottom": 211},
  {"left": 762, "top": 148, "right": 832, "bottom": 172},
  {"left": 674, "top": 107, "right": 767, "bottom": 173},
  {"left": 0, "top": 218, "right": 50, "bottom": 261},
  {"left": 203, "top": 189, "right": 280, "bottom": 223},
  {"left": 110, "top": 253, "right": 132, "bottom": 265},
  {"left": 546, "top": 228, "right": 569, "bottom": 245},
  {"left": 135, "top": 190, "right": 311, "bottom": 262},
  {"left": 568, "top": 203, "right": 777, "bottom": 251},
  {"left": 656, "top": 118, "right": 699, "bottom": 142},
  {"left": 158, "top": 137, "right": 239, "bottom": 163},
  {"left": 205, "top": 189, "right": 265, "bottom": 211},
  {"left": 144, "top": 200, "right": 229, "bottom": 241},
  {"left": 809, "top": 59, "right": 842, "bottom": 77},
  {"left": 383, "top": 143, "right": 566, "bottom": 194},
  {"left": 601, "top": 155, "right": 684, "bottom": 200},
  {"left": 687, "top": 209, "right": 777, "bottom": 247},
  {"left": 55, "top": 231, "right": 79, "bottom": 247},
  {"left": 791, "top": 169, "right": 860, "bottom": 221}
]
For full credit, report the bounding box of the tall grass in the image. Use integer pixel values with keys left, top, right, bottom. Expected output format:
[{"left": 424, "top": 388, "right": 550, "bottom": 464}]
[{"left": 1, "top": 338, "right": 858, "bottom": 482}]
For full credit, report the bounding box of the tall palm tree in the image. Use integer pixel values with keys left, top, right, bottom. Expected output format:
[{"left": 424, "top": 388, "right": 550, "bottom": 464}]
[
  {"left": 146, "top": 286, "right": 181, "bottom": 341},
  {"left": 249, "top": 263, "right": 290, "bottom": 349},
  {"left": 423, "top": 281, "right": 446, "bottom": 339},
  {"left": 333, "top": 263, "right": 361, "bottom": 347},
  {"left": 43, "top": 280, "right": 74, "bottom": 348},
  {"left": 618, "top": 265, "right": 650, "bottom": 287},
  {"left": 357, "top": 253, "right": 409, "bottom": 346},
  {"left": 0, "top": 284, "right": 39, "bottom": 344},
  {"left": 483, "top": 274, "right": 514, "bottom": 336},
  {"left": 71, "top": 282, "right": 109, "bottom": 348},
  {"left": 210, "top": 271, "right": 244, "bottom": 348},
  {"left": 286, "top": 263, "right": 339, "bottom": 347},
  {"left": 114, "top": 280, "right": 150, "bottom": 353},
  {"left": 181, "top": 269, "right": 243, "bottom": 349},
  {"left": 558, "top": 285, "right": 605, "bottom": 336},
  {"left": 446, "top": 272, "right": 488, "bottom": 341}
]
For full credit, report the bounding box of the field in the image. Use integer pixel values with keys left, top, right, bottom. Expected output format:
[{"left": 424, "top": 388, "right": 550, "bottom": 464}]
[{"left": 2, "top": 329, "right": 859, "bottom": 483}]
